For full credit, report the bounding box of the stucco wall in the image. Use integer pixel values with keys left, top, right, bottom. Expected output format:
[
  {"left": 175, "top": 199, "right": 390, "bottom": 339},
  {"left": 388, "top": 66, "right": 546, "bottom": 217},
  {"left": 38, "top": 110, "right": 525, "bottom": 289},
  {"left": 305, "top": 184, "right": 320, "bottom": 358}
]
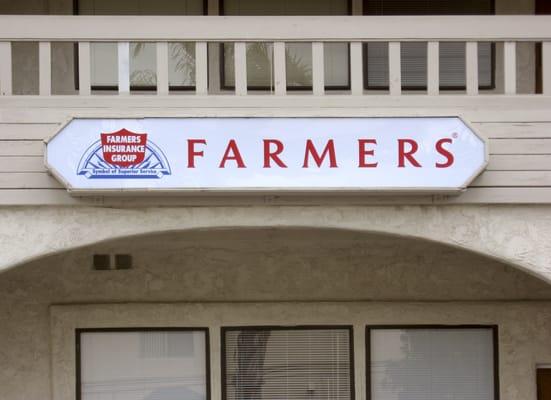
[
  {"left": 3, "top": 205, "right": 551, "bottom": 284},
  {"left": 3, "top": 228, "right": 551, "bottom": 303},
  {"left": 50, "top": 302, "right": 551, "bottom": 400},
  {"left": 0, "top": 228, "right": 550, "bottom": 400}
]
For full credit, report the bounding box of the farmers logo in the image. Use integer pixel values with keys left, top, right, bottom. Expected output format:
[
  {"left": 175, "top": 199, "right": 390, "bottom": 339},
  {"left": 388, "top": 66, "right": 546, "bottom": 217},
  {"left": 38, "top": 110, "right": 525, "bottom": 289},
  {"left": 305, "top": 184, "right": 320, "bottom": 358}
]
[{"left": 77, "top": 128, "right": 171, "bottom": 179}]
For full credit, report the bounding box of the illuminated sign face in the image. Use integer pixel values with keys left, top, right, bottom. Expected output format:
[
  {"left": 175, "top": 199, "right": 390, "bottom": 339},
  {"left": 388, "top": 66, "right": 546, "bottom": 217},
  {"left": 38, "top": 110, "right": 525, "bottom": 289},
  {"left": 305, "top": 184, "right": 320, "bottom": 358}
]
[{"left": 45, "top": 117, "right": 487, "bottom": 194}]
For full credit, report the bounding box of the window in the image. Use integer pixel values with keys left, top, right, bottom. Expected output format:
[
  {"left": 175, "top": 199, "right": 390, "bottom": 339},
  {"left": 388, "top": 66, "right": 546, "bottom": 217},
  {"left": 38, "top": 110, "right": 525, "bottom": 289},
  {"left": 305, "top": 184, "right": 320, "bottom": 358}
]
[
  {"left": 77, "top": 328, "right": 209, "bottom": 400},
  {"left": 221, "top": 0, "right": 350, "bottom": 90},
  {"left": 76, "top": 0, "right": 205, "bottom": 91},
  {"left": 538, "top": 368, "right": 551, "bottom": 400},
  {"left": 364, "top": 0, "right": 495, "bottom": 90},
  {"left": 77, "top": 0, "right": 205, "bottom": 15},
  {"left": 367, "top": 326, "right": 498, "bottom": 400},
  {"left": 222, "top": 326, "right": 354, "bottom": 400}
]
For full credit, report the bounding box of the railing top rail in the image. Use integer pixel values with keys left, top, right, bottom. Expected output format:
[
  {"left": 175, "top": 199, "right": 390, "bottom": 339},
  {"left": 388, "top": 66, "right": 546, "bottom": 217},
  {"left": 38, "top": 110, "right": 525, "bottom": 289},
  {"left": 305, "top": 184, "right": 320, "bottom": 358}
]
[{"left": 0, "top": 15, "right": 550, "bottom": 42}]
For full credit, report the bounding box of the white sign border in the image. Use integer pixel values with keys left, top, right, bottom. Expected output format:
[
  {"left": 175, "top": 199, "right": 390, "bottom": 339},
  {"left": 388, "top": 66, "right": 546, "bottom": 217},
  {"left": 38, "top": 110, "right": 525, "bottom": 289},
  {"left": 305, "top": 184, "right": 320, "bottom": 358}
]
[{"left": 44, "top": 115, "right": 489, "bottom": 196}]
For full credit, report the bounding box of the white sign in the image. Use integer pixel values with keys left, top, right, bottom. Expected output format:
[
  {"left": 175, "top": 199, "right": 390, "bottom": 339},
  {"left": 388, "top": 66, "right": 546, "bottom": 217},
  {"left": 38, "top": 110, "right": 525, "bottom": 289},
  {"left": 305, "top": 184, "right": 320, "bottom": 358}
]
[{"left": 45, "top": 117, "right": 487, "bottom": 194}]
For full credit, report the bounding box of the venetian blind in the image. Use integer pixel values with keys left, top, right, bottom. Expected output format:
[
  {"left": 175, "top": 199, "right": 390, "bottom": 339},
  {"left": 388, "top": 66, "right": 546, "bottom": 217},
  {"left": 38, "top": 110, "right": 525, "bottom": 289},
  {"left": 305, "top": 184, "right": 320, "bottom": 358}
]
[
  {"left": 224, "top": 328, "right": 353, "bottom": 400},
  {"left": 370, "top": 328, "right": 495, "bottom": 400},
  {"left": 365, "top": 0, "right": 494, "bottom": 89},
  {"left": 77, "top": 0, "right": 204, "bottom": 15},
  {"left": 79, "top": 330, "right": 208, "bottom": 400}
]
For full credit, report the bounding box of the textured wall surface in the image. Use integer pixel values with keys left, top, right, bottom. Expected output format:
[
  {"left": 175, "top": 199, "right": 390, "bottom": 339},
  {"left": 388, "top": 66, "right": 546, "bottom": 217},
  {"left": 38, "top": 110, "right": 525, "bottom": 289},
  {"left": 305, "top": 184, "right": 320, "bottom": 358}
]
[
  {"left": 50, "top": 302, "right": 551, "bottom": 400},
  {"left": 0, "top": 228, "right": 550, "bottom": 399},
  {"left": 2, "top": 205, "right": 551, "bottom": 282}
]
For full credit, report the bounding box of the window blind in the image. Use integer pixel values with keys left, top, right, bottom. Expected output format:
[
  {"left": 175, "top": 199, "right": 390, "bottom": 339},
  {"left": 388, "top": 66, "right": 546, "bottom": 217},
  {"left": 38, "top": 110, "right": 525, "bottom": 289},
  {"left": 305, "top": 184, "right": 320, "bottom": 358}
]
[
  {"left": 369, "top": 328, "right": 496, "bottom": 400},
  {"left": 79, "top": 330, "right": 208, "bottom": 400},
  {"left": 77, "top": 0, "right": 204, "bottom": 15},
  {"left": 222, "top": 0, "right": 348, "bottom": 16},
  {"left": 140, "top": 331, "right": 196, "bottom": 358},
  {"left": 364, "top": 0, "right": 494, "bottom": 90},
  {"left": 364, "top": 0, "right": 493, "bottom": 15},
  {"left": 223, "top": 327, "right": 353, "bottom": 400}
]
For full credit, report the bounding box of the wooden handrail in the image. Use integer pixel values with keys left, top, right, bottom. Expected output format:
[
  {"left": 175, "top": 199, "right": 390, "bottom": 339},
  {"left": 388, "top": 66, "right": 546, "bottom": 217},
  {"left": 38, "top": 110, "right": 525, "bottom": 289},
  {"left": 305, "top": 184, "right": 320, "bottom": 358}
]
[{"left": 0, "top": 15, "right": 550, "bottom": 42}]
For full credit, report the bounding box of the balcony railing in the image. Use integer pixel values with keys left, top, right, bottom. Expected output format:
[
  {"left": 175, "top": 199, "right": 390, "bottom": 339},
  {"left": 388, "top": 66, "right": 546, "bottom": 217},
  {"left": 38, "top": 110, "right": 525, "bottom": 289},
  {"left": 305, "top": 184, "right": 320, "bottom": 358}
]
[{"left": 0, "top": 15, "right": 550, "bottom": 97}]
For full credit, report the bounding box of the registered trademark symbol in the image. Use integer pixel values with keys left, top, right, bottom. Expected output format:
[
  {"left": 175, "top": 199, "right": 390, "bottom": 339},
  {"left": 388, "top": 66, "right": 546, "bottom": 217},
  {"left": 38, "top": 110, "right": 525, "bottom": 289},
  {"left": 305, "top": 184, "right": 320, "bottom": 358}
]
[{"left": 452, "top": 132, "right": 459, "bottom": 139}]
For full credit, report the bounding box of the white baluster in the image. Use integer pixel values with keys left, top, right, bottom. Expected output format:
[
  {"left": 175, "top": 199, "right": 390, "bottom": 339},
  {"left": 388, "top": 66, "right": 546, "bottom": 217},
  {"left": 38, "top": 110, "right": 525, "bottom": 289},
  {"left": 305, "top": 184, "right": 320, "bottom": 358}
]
[
  {"left": 195, "top": 41, "right": 208, "bottom": 95},
  {"left": 39, "top": 41, "right": 51, "bottom": 96},
  {"left": 156, "top": 42, "right": 169, "bottom": 95},
  {"left": 118, "top": 42, "right": 130, "bottom": 95},
  {"left": 78, "top": 42, "right": 91, "bottom": 95},
  {"left": 273, "top": 41, "right": 286, "bottom": 96},
  {"left": 427, "top": 41, "right": 439, "bottom": 96},
  {"left": 0, "top": 42, "right": 12, "bottom": 96},
  {"left": 466, "top": 41, "right": 478, "bottom": 95},
  {"left": 388, "top": 42, "right": 401, "bottom": 96},
  {"left": 312, "top": 42, "right": 325, "bottom": 95},
  {"left": 350, "top": 42, "right": 363, "bottom": 95},
  {"left": 234, "top": 42, "right": 247, "bottom": 96}
]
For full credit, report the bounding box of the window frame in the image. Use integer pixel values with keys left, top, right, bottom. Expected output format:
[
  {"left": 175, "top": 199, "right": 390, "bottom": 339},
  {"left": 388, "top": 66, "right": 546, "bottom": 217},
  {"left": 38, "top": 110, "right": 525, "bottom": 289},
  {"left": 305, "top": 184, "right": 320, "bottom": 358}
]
[
  {"left": 362, "top": 0, "right": 497, "bottom": 91},
  {"left": 537, "top": 367, "right": 551, "bottom": 400},
  {"left": 365, "top": 324, "right": 500, "bottom": 400},
  {"left": 218, "top": 0, "right": 353, "bottom": 92},
  {"left": 73, "top": 0, "right": 209, "bottom": 92},
  {"left": 221, "top": 324, "right": 356, "bottom": 400},
  {"left": 75, "top": 327, "right": 211, "bottom": 400}
]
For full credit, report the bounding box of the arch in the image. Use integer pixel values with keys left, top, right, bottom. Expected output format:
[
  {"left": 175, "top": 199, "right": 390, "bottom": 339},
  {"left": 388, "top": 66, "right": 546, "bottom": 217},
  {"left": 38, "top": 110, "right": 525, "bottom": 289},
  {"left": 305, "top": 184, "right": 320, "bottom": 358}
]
[
  {"left": 5, "top": 227, "right": 551, "bottom": 303},
  {"left": 1, "top": 205, "right": 550, "bottom": 283}
]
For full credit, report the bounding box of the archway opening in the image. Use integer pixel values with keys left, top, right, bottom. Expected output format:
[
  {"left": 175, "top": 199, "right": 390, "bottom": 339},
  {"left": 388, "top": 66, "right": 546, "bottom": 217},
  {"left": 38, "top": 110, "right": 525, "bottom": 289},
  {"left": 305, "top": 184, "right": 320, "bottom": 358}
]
[{"left": 2, "top": 227, "right": 550, "bottom": 303}]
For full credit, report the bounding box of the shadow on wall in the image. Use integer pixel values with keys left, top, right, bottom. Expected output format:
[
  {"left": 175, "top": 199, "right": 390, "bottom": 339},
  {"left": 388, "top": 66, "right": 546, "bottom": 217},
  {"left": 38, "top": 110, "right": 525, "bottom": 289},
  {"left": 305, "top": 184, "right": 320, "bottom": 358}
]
[{"left": 0, "top": 227, "right": 550, "bottom": 303}]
